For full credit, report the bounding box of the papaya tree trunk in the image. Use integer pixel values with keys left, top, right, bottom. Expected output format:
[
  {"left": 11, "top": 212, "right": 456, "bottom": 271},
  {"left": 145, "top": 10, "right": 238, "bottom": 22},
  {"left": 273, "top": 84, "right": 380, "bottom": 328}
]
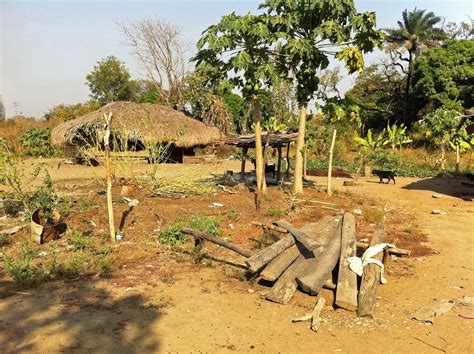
[
  {"left": 441, "top": 143, "right": 446, "bottom": 170},
  {"left": 293, "top": 104, "right": 307, "bottom": 194},
  {"left": 455, "top": 144, "right": 460, "bottom": 174}
]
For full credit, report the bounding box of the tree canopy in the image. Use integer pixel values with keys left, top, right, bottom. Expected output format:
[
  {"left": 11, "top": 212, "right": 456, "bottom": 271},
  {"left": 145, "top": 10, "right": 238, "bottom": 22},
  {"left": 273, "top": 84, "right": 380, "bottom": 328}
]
[
  {"left": 412, "top": 40, "right": 474, "bottom": 112},
  {"left": 86, "top": 56, "right": 135, "bottom": 104}
]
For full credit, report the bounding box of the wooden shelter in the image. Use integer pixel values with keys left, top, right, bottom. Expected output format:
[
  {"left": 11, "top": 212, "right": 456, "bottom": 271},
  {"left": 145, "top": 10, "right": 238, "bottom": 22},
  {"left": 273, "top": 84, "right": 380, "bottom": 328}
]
[
  {"left": 226, "top": 132, "right": 299, "bottom": 181},
  {"left": 51, "top": 102, "right": 224, "bottom": 163}
]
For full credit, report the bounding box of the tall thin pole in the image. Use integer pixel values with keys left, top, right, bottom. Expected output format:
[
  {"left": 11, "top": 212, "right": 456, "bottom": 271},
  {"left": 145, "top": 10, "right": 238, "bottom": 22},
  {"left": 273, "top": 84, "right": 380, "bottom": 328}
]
[
  {"left": 103, "top": 112, "right": 116, "bottom": 242},
  {"left": 327, "top": 129, "right": 337, "bottom": 196}
]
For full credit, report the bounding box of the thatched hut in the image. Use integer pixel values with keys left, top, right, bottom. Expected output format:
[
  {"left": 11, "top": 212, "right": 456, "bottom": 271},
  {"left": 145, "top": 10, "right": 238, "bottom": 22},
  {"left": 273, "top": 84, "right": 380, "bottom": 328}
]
[{"left": 51, "top": 101, "right": 224, "bottom": 163}]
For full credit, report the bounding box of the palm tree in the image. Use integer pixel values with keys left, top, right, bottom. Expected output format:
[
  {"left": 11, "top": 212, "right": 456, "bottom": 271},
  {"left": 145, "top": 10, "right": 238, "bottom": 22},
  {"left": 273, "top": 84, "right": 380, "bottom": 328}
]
[{"left": 385, "top": 8, "right": 446, "bottom": 123}]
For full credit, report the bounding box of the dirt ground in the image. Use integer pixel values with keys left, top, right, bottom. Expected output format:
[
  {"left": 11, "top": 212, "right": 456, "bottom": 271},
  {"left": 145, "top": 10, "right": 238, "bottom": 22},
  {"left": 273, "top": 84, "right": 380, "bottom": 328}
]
[{"left": 0, "top": 160, "right": 473, "bottom": 353}]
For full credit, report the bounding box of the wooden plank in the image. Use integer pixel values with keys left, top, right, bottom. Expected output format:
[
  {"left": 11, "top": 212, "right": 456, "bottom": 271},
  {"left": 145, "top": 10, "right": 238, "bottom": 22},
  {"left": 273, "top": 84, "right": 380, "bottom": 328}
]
[
  {"left": 357, "top": 220, "right": 385, "bottom": 318},
  {"left": 245, "top": 234, "right": 295, "bottom": 273},
  {"left": 182, "top": 228, "right": 252, "bottom": 258},
  {"left": 296, "top": 220, "right": 343, "bottom": 295},
  {"left": 275, "top": 220, "right": 322, "bottom": 250},
  {"left": 265, "top": 217, "right": 339, "bottom": 304},
  {"left": 335, "top": 212, "right": 358, "bottom": 311}
]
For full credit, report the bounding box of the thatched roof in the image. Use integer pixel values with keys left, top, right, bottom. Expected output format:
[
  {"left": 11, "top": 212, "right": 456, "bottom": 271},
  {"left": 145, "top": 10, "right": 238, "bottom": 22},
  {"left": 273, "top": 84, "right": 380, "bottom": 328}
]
[{"left": 51, "top": 101, "right": 224, "bottom": 148}]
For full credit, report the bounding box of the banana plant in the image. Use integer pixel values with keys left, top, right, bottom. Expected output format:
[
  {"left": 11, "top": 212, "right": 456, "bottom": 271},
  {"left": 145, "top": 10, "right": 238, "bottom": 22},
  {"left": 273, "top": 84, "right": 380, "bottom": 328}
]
[
  {"left": 386, "top": 123, "right": 412, "bottom": 151},
  {"left": 354, "top": 128, "right": 389, "bottom": 150}
]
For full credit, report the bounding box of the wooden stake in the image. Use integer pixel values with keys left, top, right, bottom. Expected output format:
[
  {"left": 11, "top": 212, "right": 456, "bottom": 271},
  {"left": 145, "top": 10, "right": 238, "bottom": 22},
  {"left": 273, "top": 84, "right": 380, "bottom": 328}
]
[
  {"left": 357, "top": 219, "right": 385, "bottom": 318},
  {"left": 327, "top": 128, "right": 337, "bottom": 196},
  {"left": 276, "top": 144, "right": 282, "bottom": 182},
  {"left": 311, "top": 297, "right": 326, "bottom": 332},
  {"left": 240, "top": 146, "right": 248, "bottom": 181},
  {"left": 103, "top": 112, "right": 115, "bottom": 242},
  {"left": 285, "top": 143, "right": 290, "bottom": 179}
]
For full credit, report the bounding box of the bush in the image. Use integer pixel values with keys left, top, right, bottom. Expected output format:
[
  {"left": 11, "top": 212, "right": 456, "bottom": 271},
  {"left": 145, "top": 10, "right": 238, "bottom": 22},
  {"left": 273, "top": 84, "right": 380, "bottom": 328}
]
[
  {"left": 158, "top": 215, "right": 222, "bottom": 245},
  {"left": 3, "top": 241, "right": 48, "bottom": 286},
  {"left": 307, "top": 159, "right": 358, "bottom": 173},
  {"left": 367, "top": 150, "right": 441, "bottom": 177},
  {"left": 19, "top": 128, "right": 55, "bottom": 157}
]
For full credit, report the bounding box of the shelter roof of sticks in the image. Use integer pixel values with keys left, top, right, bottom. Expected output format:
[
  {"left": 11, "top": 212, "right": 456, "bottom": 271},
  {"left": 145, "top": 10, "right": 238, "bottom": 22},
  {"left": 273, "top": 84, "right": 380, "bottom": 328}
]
[
  {"left": 51, "top": 101, "right": 224, "bottom": 148},
  {"left": 226, "top": 132, "right": 299, "bottom": 148}
]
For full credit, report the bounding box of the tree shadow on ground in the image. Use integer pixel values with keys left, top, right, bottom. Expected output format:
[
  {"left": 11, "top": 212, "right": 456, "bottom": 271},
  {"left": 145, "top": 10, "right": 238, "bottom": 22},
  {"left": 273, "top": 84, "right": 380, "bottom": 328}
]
[
  {"left": 0, "top": 276, "right": 161, "bottom": 353},
  {"left": 402, "top": 175, "right": 474, "bottom": 199}
]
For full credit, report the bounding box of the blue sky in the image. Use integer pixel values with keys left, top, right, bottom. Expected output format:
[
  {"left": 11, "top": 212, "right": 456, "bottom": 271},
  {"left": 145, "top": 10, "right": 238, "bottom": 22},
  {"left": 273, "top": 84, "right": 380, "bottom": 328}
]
[{"left": 0, "top": 0, "right": 472, "bottom": 118}]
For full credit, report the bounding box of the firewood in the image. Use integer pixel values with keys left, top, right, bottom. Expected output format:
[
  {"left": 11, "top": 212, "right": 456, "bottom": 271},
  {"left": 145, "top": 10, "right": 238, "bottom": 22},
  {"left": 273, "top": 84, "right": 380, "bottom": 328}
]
[
  {"left": 311, "top": 297, "right": 326, "bottom": 332},
  {"left": 275, "top": 220, "right": 322, "bottom": 250},
  {"left": 356, "top": 241, "right": 410, "bottom": 256},
  {"left": 265, "top": 217, "right": 338, "bottom": 304},
  {"left": 261, "top": 245, "right": 300, "bottom": 281},
  {"left": 335, "top": 212, "right": 358, "bottom": 311},
  {"left": 296, "top": 220, "right": 342, "bottom": 295},
  {"left": 182, "top": 228, "right": 252, "bottom": 258},
  {"left": 357, "top": 220, "right": 385, "bottom": 318},
  {"left": 245, "top": 234, "right": 295, "bottom": 273}
]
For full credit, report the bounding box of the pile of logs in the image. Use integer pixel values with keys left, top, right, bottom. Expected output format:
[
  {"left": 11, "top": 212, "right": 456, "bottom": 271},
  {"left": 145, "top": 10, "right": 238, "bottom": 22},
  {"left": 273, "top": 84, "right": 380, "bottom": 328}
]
[{"left": 182, "top": 211, "right": 410, "bottom": 319}]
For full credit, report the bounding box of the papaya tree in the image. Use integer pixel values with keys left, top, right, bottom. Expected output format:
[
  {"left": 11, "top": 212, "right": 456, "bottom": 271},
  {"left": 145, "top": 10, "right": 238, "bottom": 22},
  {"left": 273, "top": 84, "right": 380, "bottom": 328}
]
[
  {"left": 260, "top": 0, "right": 384, "bottom": 193},
  {"left": 193, "top": 13, "right": 274, "bottom": 195}
]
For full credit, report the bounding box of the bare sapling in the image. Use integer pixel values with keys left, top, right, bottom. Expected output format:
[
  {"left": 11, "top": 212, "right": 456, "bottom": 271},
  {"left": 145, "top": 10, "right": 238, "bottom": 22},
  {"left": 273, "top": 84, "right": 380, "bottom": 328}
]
[{"left": 103, "top": 112, "right": 116, "bottom": 242}]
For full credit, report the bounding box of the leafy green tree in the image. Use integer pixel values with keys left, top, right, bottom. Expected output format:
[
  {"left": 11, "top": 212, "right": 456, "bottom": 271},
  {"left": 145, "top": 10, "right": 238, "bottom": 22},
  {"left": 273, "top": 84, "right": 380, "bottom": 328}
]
[
  {"left": 261, "top": 0, "right": 383, "bottom": 193},
  {"left": 418, "top": 107, "right": 464, "bottom": 169},
  {"left": 86, "top": 56, "right": 135, "bottom": 104},
  {"left": 385, "top": 8, "right": 446, "bottom": 121},
  {"left": 345, "top": 63, "right": 405, "bottom": 128},
  {"left": 194, "top": 12, "right": 274, "bottom": 194},
  {"left": 412, "top": 40, "right": 474, "bottom": 112},
  {"left": 43, "top": 100, "right": 102, "bottom": 121}
]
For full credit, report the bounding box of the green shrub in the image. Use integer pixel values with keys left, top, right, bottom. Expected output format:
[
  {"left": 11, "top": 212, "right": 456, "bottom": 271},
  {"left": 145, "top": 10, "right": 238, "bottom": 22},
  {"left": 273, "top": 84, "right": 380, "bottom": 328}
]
[
  {"left": 266, "top": 206, "right": 286, "bottom": 217},
  {"left": 307, "top": 159, "right": 358, "bottom": 173},
  {"left": 188, "top": 215, "right": 222, "bottom": 238},
  {"left": 158, "top": 220, "right": 187, "bottom": 245},
  {"left": 3, "top": 241, "right": 47, "bottom": 286},
  {"left": 19, "top": 128, "right": 54, "bottom": 157},
  {"left": 70, "top": 230, "right": 93, "bottom": 250},
  {"left": 367, "top": 150, "right": 440, "bottom": 177}
]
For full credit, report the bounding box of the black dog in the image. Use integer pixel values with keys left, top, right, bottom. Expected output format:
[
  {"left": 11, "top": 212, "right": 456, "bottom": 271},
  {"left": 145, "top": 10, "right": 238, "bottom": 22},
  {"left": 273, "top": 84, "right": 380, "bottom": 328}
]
[
  {"left": 251, "top": 159, "right": 276, "bottom": 178},
  {"left": 373, "top": 170, "right": 396, "bottom": 184}
]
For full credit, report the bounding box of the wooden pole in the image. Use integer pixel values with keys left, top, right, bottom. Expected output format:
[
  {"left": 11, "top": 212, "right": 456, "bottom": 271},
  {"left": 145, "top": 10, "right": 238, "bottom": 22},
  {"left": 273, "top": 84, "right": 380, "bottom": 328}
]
[
  {"left": 335, "top": 212, "right": 358, "bottom": 311},
  {"left": 276, "top": 144, "right": 282, "bottom": 182},
  {"left": 327, "top": 128, "right": 337, "bottom": 196},
  {"left": 285, "top": 142, "right": 290, "bottom": 179},
  {"left": 240, "top": 146, "right": 248, "bottom": 181},
  {"left": 456, "top": 144, "right": 460, "bottom": 174},
  {"left": 357, "top": 219, "right": 385, "bottom": 318},
  {"left": 103, "top": 112, "right": 115, "bottom": 243}
]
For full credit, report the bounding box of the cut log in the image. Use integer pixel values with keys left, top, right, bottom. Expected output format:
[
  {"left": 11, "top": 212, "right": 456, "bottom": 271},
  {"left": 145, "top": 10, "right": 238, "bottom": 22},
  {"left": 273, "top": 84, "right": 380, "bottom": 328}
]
[
  {"left": 296, "top": 219, "right": 343, "bottom": 295},
  {"left": 335, "top": 212, "right": 358, "bottom": 311},
  {"left": 311, "top": 297, "right": 326, "bottom": 332},
  {"left": 182, "top": 228, "right": 252, "bottom": 258},
  {"left": 275, "top": 220, "right": 322, "bottom": 250},
  {"left": 357, "top": 220, "right": 385, "bottom": 318},
  {"left": 265, "top": 217, "right": 339, "bottom": 304},
  {"left": 261, "top": 245, "right": 300, "bottom": 281},
  {"left": 356, "top": 241, "right": 410, "bottom": 257},
  {"left": 245, "top": 234, "right": 295, "bottom": 273}
]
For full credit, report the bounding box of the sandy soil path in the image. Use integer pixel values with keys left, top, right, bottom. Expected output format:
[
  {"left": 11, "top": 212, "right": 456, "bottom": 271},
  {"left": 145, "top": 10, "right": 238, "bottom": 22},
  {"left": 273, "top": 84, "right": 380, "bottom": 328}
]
[{"left": 1, "top": 167, "right": 473, "bottom": 353}]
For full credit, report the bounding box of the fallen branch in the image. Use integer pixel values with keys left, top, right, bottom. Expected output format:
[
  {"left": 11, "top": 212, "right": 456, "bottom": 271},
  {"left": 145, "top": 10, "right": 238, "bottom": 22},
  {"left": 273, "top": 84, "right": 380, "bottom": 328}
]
[
  {"left": 356, "top": 241, "right": 410, "bottom": 256},
  {"left": 218, "top": 184, "right": 236, "bottom": 194},
  {"left": 182, "top": 228, "right": 252, "bottom": 258},
  {"left": 251, "top": 221, "right": 288, "bottom": 234}
]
